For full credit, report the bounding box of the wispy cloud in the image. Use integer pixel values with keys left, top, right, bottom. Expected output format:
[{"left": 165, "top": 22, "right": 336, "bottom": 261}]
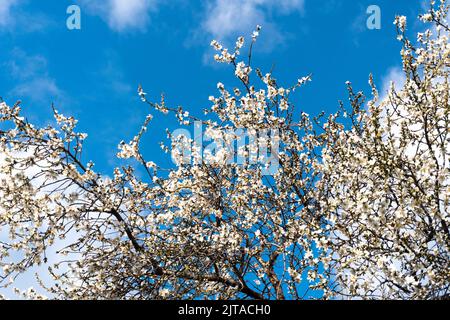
[
  {"left": 350, "top": 5, "right": 369, "bottom": 35},
  {"left": 5, "top": 48, "right": 65, "bottom": 106},
  {"left": 200, "top": 0, "right": 305, "bottom": 49},
  {"left": 79, "top": 0, "right": 158, "bottom": 32},
  {"left": 0, "top": 0, "right": 19, "bottom": 27}
]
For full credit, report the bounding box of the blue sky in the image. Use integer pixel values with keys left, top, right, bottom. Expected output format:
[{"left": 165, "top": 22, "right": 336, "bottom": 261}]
[
  {"left": 0, "top": 0, "right": 427, "bottom": 175},
  {"left": 0, "top": 0, "right": 434, "bottom": 299}
]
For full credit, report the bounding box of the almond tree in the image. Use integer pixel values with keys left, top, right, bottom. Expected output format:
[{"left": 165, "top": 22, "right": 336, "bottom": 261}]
[
  {"left": 321, "top": 0, "right": 450, "bottom": 299},
  {"left": 1, "top": 1, "right": 448, "bottom": 300},
  {"left": 0, "top": 28, "right": 329, "bottom": 299}
]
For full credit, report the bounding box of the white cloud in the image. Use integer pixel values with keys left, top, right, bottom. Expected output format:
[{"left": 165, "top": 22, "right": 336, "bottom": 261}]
[
  {"left": 80, "top": 0, "right": 158, "bottom": 32},
  {"left": 98, "top": 51, "right": 133, "bottom": 95},
  {"left": 5, "top": 48, "right": 65, "bottom": 105},
  {"left": 11, "top": 78, "right": 63, "bottom": 105},
  {"left": 201, "top": 0, "right": 305, "bottom": 47},
  {"left": 0, "top": 0, "right": 52, "bottom": 33}
]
